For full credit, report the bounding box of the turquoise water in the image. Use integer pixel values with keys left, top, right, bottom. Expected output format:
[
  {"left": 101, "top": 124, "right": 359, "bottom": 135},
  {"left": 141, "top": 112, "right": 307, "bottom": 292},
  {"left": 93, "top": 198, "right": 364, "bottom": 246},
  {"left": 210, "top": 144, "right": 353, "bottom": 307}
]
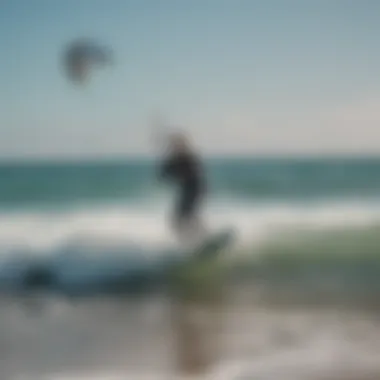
[
  {"left": 1, "top": 157, "right": 380, "bottom": 207},
  {"left": 0, "top": 157, "right": 380, "bottom": 299}
]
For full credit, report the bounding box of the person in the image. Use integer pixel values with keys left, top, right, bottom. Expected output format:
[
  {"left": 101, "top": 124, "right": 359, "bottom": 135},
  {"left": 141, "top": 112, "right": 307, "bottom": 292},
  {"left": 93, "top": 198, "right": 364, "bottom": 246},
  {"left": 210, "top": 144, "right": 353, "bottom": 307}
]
[{"left": 159, "top": 132, "right": 206, "bottom": 248}]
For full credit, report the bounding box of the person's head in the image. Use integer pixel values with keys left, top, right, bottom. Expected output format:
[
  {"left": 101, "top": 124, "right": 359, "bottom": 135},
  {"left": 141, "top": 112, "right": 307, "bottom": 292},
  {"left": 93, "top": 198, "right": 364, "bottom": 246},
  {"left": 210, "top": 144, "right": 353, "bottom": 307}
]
[{"left": 168, "top": 131, "right": 191, "bottom": 154}]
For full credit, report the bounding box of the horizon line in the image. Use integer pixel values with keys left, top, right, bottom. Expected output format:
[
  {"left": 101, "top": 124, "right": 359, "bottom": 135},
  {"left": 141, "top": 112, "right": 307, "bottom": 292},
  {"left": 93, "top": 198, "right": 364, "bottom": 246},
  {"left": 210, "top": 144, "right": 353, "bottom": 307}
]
[{"left": 0, "top": 153, "right": 379, "bottom": 165}]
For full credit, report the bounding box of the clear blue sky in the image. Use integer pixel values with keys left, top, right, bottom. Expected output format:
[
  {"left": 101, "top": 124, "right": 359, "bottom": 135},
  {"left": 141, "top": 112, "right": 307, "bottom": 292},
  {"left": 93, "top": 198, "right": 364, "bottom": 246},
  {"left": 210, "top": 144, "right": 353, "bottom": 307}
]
[{"left": 1, "top": 0, "right": 380, "bottom": 159}]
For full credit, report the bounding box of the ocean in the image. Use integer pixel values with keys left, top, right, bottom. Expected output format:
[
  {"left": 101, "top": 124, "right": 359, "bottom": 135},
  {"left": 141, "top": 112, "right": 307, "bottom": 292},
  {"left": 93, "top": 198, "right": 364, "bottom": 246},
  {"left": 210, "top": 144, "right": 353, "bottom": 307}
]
[{"left": 1, "top": 157, "right": 380, "bottom": 379}]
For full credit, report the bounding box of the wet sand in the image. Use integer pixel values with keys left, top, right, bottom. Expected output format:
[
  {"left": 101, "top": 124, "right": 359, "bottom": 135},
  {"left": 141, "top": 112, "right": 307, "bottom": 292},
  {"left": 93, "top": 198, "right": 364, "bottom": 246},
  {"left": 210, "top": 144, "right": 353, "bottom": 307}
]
[{"left": 1, "top": 288, "right": 380, "bottom": 380}]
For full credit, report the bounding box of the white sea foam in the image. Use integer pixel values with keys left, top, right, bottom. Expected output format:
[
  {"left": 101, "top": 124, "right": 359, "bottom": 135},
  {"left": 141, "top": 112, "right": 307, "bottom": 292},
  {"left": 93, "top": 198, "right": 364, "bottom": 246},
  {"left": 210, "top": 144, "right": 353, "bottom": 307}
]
[{"left": 0, "top": 198, "right": 379, "bottom": 257}]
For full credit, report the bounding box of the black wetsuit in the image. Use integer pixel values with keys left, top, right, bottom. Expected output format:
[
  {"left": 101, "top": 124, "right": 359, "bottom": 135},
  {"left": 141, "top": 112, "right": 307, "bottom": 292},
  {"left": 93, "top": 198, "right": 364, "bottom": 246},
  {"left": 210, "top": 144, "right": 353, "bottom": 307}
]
[{"left": 159, "top": 152, "right": 205, "bottom": 224}]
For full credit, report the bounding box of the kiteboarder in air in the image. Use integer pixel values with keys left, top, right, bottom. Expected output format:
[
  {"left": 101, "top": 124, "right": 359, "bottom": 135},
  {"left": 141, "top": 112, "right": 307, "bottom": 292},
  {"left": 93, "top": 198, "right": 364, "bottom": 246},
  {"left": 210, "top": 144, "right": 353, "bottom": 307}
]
[{"left": 159, "top": 132, "right": 207, "bottom": 247}]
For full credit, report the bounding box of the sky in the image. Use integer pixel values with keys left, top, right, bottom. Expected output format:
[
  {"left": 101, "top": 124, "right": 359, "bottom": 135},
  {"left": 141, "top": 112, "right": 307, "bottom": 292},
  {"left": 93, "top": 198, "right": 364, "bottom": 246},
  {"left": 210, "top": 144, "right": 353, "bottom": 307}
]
[{"left": 1, "top": 0, "right": 380, "bottom": 159}]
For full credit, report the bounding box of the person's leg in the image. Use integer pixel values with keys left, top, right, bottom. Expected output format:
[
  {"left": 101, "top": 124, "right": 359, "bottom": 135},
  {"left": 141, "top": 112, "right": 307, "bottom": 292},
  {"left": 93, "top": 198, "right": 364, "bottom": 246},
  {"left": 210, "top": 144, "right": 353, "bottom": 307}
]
[
  {"left": 174, "top": 191, "right": 206, "bottom": 249},
  {"left": 172, "top": 214, "right": 188, "bottom": 246}
]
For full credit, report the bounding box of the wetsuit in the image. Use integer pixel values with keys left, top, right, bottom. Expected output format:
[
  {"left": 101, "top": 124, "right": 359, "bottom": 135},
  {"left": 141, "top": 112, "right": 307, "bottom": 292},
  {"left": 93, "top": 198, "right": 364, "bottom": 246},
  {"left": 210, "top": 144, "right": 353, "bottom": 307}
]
[{"left": 159, "top": 151, "right": 205, "bottom": 225}]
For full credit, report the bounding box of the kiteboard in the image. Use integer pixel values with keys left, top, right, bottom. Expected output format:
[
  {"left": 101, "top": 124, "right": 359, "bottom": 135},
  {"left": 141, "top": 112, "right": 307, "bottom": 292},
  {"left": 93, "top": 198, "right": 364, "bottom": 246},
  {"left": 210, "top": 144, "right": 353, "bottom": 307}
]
[
  {"left": 191, "top": 228, "right": 235, "bottom": 260},
  {"left": 169, "top": 228, "right": 235, "bottom": 299}
]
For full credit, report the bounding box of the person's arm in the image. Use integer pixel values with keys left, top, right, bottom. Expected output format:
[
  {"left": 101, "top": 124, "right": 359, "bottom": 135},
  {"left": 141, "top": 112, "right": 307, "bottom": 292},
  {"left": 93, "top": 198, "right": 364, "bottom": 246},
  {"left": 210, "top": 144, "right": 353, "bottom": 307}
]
[{"left": 158, "top": 156, "right": 177, "bottom": 181}]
